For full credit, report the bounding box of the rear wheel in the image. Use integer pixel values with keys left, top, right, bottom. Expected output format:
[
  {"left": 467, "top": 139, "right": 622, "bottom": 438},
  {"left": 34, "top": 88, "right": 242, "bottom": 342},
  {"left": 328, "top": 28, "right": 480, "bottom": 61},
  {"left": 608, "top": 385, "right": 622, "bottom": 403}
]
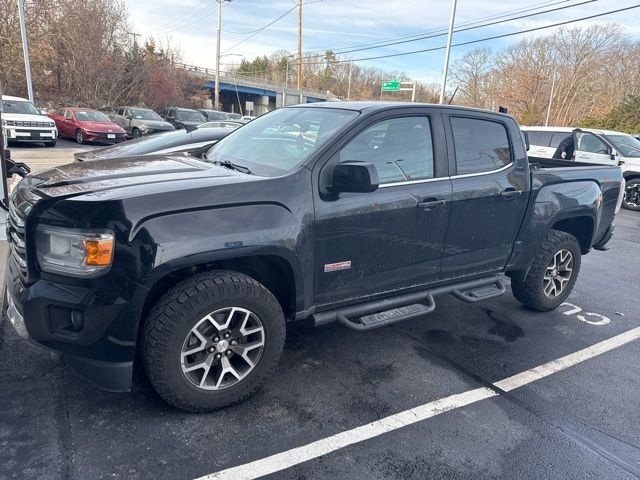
[
  {"left": 75, "top": 129, "right": 84, "bottom": 144},
  {"left": 142, "top": 270, "right": 286, "bottom": 412},
  {"left": 511, "top": 229, "right": 581, "bottom": 312},
  {"left": 622, "top": 179, "right": 640, "bottom": 211}
]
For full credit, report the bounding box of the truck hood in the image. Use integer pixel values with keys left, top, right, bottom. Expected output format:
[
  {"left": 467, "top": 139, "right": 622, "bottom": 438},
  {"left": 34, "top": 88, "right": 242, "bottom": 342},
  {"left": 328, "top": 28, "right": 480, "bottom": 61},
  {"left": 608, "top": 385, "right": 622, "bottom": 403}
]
[{"left": 27, "top": 155, "right": 241, "bottom": 199}]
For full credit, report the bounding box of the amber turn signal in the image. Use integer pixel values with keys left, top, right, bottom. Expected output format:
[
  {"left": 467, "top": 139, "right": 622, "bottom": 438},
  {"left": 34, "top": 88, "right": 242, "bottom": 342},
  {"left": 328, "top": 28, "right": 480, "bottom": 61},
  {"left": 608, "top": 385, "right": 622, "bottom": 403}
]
[{"left": 84, "top": 238, "right": 114, "bottom": 266}]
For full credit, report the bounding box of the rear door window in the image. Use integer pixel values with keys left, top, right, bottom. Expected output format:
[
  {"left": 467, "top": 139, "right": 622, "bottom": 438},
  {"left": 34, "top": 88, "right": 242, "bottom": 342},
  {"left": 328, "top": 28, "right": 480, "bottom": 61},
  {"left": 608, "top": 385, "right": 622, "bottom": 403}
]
[
  {"left": 451, "top": 117, "right": 511, "bottom": 175},
  {"left": 550, "top": 132, "right": 570, "bottom": 148}
]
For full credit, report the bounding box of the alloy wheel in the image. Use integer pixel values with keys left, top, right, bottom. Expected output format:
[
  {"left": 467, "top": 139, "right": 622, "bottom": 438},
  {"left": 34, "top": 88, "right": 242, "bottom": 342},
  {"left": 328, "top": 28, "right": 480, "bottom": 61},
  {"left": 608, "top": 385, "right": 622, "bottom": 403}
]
[
  {"left": 180, "top": 307, "right": 265, "bottom": 390},
  {"left": 625, "top": 183, "right": 640, "bottom": 208},
  {"left": 76, "top": 130, "right": 84, "bottom": 144},
  {"left": 543, "top": 249, "right": 573, "bottom": 298}
]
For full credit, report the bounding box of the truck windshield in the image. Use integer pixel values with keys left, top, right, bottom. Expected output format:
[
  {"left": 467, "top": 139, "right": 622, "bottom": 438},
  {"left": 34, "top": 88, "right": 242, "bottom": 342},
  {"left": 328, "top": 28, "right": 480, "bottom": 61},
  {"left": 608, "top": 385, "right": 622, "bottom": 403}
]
[
  {"left": 2, "top": 99, "right": 41, "bottom": 115},
  {"left": 205, "top": 107, "right": 358, "bottom": 176},
  {"left": 608, "top": 134, "right": 640, "bottom": 158}
]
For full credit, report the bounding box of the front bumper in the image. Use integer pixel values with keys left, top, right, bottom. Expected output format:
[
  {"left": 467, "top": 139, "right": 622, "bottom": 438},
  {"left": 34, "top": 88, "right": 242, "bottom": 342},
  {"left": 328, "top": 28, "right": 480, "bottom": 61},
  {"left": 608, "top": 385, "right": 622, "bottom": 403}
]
[
  {"left": 3, "top": 257, "right": 136, "bottom": 391},
  {"left": 85, "top": 132, "right": 127, "bottom": 144},
  {"left": 5, "top": 128, "right": 57, "bottom": 142}
]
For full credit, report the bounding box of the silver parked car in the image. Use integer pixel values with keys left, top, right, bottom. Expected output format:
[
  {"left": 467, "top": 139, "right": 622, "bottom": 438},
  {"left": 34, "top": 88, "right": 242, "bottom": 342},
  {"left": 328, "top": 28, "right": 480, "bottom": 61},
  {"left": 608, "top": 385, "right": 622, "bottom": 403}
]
[{"left": 109, "top": 107, "right": 175, "bottom": 138}]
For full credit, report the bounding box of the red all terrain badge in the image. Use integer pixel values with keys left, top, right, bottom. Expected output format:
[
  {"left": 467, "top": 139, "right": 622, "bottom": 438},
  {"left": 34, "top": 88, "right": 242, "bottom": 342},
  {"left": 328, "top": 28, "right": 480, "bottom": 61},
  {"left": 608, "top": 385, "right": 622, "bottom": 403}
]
[{"left": 324, "top": 261, "right": 352, "bottom": 273}]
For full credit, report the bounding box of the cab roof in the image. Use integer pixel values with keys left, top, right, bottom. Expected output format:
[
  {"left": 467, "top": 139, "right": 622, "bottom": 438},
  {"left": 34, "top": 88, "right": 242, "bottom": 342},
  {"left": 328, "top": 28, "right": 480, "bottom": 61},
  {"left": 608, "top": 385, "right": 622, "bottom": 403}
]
[
  {"left": 289, "top": 101, "right": 513, "bottom": 117},
  {"left": 2, "top": 95, "right": 29, "bottom": 102}
]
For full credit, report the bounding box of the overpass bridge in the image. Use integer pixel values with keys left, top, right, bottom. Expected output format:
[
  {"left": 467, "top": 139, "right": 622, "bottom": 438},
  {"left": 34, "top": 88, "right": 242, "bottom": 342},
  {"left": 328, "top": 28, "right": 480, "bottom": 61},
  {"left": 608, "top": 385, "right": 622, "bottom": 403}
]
[{"left": 177, "top": 63, "right": 335, "bottom": 116}]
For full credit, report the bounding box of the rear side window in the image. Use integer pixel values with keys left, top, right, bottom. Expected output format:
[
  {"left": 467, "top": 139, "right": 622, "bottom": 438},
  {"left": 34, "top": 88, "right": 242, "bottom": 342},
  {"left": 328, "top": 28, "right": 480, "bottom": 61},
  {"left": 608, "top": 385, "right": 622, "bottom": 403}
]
[
  {"left": 527, "top": 130, "right": 553, "bottom": 147},
  {"left": 451, "top": 117, "right": 511, "bottom": 175},
  {"left": 550, "top": 132, "right": 570, "bottom": 148}
]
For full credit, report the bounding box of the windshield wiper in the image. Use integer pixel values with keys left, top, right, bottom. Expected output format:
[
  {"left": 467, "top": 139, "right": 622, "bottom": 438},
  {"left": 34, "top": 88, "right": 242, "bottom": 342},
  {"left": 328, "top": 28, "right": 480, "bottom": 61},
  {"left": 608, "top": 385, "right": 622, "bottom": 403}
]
[{"left": 212, "top": 160, "right": 252, "bottom": 174}]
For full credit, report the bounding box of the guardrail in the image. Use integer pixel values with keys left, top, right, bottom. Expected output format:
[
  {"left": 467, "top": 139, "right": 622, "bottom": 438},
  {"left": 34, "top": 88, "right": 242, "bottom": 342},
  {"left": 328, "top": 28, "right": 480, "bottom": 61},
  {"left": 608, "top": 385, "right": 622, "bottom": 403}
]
[{"left": 175, "top": 62, "right": 332, "bottom": 99}]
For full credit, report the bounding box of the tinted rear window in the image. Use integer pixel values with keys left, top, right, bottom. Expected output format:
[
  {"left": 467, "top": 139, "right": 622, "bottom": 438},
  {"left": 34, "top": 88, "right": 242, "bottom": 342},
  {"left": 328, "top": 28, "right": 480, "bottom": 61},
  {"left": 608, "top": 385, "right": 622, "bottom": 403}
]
[
  {"left": 527, "top": 130, "right": 553, "bottom": 147},
  {"left": 451, "top": 117, "right": 511, "bottom": 175},
  {"left": 550, "top": 132, "right": 570, "bottom": 148}
]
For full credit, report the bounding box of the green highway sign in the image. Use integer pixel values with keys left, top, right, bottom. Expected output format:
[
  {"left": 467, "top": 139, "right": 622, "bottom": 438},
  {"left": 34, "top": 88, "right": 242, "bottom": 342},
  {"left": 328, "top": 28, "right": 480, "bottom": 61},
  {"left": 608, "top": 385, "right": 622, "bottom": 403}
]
[{"left": 381, "top": 81, "right": 400, "bottom": 92}]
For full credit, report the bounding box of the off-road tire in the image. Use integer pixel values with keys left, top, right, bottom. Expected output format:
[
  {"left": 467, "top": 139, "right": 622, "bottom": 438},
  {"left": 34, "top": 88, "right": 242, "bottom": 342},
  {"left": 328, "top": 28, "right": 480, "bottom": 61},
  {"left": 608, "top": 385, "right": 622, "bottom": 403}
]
[
  {"left": 622, "top": 179, "right": 640, "bottom": 211},
  {"left": 142, "top": 270, "right": 286, "bottom": 412},
  {"left": 511, "top": 229, "right": 581, "bottom": 312}
]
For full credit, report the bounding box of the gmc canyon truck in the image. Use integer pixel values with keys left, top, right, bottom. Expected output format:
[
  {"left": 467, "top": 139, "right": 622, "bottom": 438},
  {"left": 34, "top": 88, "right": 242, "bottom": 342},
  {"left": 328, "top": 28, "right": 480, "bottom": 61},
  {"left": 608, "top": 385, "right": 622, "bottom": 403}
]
[{"left": 3, "top": 103, "right": 624, "bottom": 412}]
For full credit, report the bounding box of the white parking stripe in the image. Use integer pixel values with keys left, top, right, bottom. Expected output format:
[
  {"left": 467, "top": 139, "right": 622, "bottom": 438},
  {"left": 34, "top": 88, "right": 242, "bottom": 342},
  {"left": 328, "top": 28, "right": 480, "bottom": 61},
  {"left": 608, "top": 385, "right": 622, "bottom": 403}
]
[{"left": 197, "top": 326, "right": 640, "bottom": 480}]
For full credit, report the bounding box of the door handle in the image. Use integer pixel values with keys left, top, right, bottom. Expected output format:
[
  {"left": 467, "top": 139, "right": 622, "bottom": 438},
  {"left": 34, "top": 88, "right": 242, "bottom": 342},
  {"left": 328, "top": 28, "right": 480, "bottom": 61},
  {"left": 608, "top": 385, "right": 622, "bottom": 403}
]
[
  {"left": 417, "top": 198, "right": 446, "bottom": 210},
  {"left": 500, "top": 188, "right": 522, "bottom": 199}
]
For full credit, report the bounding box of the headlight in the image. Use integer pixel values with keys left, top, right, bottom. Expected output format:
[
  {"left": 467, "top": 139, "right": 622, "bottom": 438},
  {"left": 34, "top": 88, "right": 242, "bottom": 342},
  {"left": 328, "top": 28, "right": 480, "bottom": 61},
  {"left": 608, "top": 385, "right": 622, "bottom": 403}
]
[{"left": 36, "top": 226, "right": 114, "bottom": 277}]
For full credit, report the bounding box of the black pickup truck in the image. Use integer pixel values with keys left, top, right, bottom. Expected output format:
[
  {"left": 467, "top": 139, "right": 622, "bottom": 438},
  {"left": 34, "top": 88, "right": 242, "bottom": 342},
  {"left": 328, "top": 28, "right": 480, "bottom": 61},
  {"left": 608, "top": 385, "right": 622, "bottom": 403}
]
[{"left": 4, "top": 103, "right": 624, "bottom": 412}]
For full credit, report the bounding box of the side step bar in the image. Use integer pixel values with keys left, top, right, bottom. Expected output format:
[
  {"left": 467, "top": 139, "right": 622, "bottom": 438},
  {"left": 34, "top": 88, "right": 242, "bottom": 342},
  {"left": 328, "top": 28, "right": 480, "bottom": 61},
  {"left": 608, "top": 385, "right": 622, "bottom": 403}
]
[{"left": 313, "top": 276, "right": 505, "bottom": 331}]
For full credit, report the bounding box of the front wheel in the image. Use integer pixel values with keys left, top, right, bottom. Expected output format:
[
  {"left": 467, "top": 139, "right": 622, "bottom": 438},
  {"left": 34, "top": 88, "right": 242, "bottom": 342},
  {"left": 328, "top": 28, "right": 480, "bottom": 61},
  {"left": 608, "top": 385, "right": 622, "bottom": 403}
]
[
  {"left": 622, "top": 179, "right": 640, "bottom": 211},
  {"left": 142, "top": 270, "right": 286, "bottom": 412},
  {"left": 132, "top": 128, "right": 141, "bottom": 138},
  {"left": 75, "top": 129, "right": 84, "bottom": 144},
  {"left": 45, "top": 140, "right": 56, "bottom": 147},
  {"left": 511, "top": 229, "right": 582, "bottom": 312}
]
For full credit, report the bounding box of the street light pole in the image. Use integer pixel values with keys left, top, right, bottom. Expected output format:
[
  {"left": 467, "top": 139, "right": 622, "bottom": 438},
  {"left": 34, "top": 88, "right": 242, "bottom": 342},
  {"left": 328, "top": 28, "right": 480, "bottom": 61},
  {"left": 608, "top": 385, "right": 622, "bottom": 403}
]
[
  {"left": 17, "top": 0, "right": 34, "bottom": 103},
  {"left": 545, "top": 70, "right": 557, "bottom": 127},
  {"left": 297, "top": 0, "right": 302, "bottom": 98},
  {"left": 215, "top": 0, "right": 231, "bottom": 111},
  {"left": 439, "top": 0, "right": 457, "bottom": 104}
]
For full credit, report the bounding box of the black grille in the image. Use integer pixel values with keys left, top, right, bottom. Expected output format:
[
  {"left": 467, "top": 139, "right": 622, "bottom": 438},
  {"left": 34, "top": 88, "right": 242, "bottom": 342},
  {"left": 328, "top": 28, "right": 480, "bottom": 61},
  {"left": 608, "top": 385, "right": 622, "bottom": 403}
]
[
  {"left": 7, "top": 189, "right": 37, "bottom": 281},
  {"left": 5, "top": 120, "right": 54, "bottom": 128}
]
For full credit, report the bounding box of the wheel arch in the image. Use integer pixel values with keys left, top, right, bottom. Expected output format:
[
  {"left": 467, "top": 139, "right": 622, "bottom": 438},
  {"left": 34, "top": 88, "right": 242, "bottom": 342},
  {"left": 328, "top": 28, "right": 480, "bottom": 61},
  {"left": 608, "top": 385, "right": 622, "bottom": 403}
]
[{"left": 138, "top": 252, "right": 302, "bottom": 340}]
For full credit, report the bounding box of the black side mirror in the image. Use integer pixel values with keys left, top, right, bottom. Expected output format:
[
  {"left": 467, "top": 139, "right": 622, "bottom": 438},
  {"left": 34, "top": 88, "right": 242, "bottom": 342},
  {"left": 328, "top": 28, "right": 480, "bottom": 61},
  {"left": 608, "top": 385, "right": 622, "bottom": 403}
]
[
  {"left": 6, "top": 155, "right": 31, "bottom": 178},
  {"left": 328, "top": 161, "right": 379, "bottom": 193}
]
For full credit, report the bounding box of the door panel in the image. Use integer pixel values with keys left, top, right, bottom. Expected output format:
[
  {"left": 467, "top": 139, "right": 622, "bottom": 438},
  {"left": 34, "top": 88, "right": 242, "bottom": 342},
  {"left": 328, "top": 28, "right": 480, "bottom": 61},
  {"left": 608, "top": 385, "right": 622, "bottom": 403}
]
[
  {"left": 573, "top": 132, "right": 616, "bottom": 165},
  {"left": 442, "top": 115, "right": 529, "bottom": 278},
  {"left": 314, "top": 113, "right": 452, "bottom": 306},
  {"left": 314, "top": 181, "right": 452, "bottom": 305}
]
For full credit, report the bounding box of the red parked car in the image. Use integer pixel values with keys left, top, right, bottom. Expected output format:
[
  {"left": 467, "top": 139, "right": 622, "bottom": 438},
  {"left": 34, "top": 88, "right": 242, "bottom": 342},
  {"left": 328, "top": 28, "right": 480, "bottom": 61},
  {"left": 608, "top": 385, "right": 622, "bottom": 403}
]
[{"left": 49, "top": 107, "right": 127, "bottom": 144}]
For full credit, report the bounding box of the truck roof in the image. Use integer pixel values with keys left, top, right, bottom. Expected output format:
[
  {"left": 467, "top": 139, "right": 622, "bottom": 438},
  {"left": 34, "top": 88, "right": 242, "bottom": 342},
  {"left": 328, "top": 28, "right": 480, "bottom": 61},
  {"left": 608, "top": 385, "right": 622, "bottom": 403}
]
[
  {"left": 521, "top": 125, "right": 632, "bottom": 137},
  {"left": 1, "top": 95, "right": 29, "bottom": 102},
  {"left": 290, "top": 101, "right": 513, "bottom": 117}
]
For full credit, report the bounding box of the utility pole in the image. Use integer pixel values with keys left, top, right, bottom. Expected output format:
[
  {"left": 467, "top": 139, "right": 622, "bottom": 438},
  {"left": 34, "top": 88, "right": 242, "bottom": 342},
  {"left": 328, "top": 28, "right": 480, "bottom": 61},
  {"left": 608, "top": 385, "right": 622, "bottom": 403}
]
[
  {"left": 297, "top": 0, "right": 302, "bottom": 98},
  {"left": 131, "top": 32, "right": 141, "bottom": 58},
  {"left": 545, "top": 70, "right": 556, "bottom": 127},
  {"left": 439, "top": 0, "right": 457, "bottom": 104},
  {"left": 17, "top": 0, "right": 34, "bottom": 103},
  {"left": 215, "top": 0, "right": 231, "bottom": 111},
  {"left": 347, "top": 61, "right": 352, "bottom": 100}
]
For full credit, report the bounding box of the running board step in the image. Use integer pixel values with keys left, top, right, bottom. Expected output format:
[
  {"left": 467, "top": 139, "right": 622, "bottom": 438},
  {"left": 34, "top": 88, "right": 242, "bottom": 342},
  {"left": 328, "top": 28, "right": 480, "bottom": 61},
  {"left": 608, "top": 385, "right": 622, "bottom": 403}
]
[
  {"left": 338, "top": 296, "right": 436, "bottom": 331},
  {"left": 452, "top": 280, "right": 505, "bottom": 303},
  {"left": 360, "top": 303, "right": 434, "bottom": 326}
]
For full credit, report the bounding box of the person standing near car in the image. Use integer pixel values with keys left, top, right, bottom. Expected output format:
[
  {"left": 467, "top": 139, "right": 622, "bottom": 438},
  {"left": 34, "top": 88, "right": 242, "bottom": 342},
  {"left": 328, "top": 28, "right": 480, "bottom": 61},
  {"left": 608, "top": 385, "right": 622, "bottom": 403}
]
[{"left": 553, "top": 134, "right": 575, "bottom": 159}]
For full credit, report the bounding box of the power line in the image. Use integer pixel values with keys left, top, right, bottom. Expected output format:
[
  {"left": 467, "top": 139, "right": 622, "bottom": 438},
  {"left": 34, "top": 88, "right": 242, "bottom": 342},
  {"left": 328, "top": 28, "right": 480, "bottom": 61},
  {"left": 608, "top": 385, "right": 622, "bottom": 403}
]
[
  {"left": 302, "top": 0, "right": 563, "bottom": 56},
  {"left": 330, "top": 4, "right": 640, "bottom": 64},
  {"left": 221, "top": 5, "right": 298, "bottom": 54},
  {"left": 144, "top": 0, "right": 211, "bottom": 34},
  {"left": 300, "top": 0, "right": 600, "bottom": 61}
]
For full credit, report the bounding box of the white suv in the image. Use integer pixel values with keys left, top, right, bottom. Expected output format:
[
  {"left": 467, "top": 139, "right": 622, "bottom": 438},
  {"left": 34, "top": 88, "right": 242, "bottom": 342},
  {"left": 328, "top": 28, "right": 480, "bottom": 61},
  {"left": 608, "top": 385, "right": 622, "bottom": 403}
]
[
  {"left": 522, "top": 125, "right": 640, "bottom": 211},
  {"left": 1, "top": 95, "right": 57, "bottom": 147}
]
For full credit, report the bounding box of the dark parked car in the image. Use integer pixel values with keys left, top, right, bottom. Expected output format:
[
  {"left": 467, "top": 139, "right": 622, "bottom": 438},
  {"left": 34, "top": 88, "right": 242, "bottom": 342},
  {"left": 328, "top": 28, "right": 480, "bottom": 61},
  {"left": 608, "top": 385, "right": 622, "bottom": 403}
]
[
  {"left": 74, "top": 127, "right": 232, "bottom": 162},
  {"left": 5, "top": 102, "right": 623, "bottom": 412},
  {"left": 49, "top": 107, "right": 127, "bottom": 144},
  {"left": 198, "top": 109, "right": 229, "bottom": 121},
  {"left": 109, "top": 107, "right": 175, "bottom": 138},
  {"left": 161, "top": 107, "right": 206, "bottom": 130}
]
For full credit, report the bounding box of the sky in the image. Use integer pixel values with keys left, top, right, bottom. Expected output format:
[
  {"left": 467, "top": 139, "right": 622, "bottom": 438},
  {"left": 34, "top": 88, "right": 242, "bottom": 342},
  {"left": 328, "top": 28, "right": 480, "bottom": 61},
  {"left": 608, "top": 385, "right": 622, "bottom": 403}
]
[{"left": 124, "top": 0, "right": 640, "bottom": 83}]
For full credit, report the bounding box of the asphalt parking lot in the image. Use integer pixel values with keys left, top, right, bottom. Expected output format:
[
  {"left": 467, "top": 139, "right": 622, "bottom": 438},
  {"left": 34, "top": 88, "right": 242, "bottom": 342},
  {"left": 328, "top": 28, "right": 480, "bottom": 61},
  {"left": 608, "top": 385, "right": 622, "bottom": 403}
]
[{"left": 0, "top": 144, "right": 639, "bottom": 479}]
